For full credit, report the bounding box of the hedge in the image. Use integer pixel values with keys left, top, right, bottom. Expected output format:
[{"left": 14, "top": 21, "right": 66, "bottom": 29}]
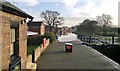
[
  {"left": 27, "top": 35, "right": 45, "bottom": 55},
  {"left": 27, "top": 32, "right": 56, "bottom": 55},
  {"left": 44, "top": 32, "right": 56, "bottom": 43}
]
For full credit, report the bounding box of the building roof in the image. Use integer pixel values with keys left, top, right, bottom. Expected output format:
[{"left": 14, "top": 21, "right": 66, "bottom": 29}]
[
  {"left": 27, "top": 21, "right": 43, "bottom": 26},
  {"left": 62, "top": 26, "right": 69, "bottom": 28},
  {"left": 0, "top": 0, "right": 33, "bottom": 19},
  {"left": 27, "top": 31, "right": 38, "bottom": 36}
]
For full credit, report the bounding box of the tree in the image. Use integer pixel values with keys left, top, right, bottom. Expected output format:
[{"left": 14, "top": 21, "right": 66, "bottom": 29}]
[
  {"left": 96, "top": 14, "right": 112, "bottom": 35},
  {"left": 54, "top": 17, "right": 64, "bottom": 34},
  {"left": 40, "top": 10, "right": 64, "bottom": 32},
  {"left": 76, "top": 19, "right": 98, "bottom": 35}
]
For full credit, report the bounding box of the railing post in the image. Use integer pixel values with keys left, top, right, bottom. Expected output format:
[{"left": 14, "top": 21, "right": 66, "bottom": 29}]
[
  {"left": 89, "top": 36, "right": 91, "bottom": 43},
  {"left": 112, "top": 36, "right": 114, "bottom": 44},
  {"left": 32, "top": 50, "right": 35, "bottom": 63}
]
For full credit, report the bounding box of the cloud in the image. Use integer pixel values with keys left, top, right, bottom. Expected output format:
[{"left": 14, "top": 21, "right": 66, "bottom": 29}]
[
  {"left": 63, "top": 0, "right": 119, "bottom": 25},
  {"left": 63, "top": 0, "right": 92, "bottom": 17},
  {"left": 21, "top": 9, "right": 42, "bottom": 21},
  {"left": 9, "top": 0, "right": 40, "bottom": 7},
  {"left": 63, "top": 0, "right": 79, "bottom": 7},
  {"left": 55, "top": 3, "right": 60, "bottom": 6},
  {"left": 96, "top": 0, "right": 119, "bottom": 25},
  {"left": 63, "top": 17, "right": 81, "bottom": 27},
  {"left": 63, "top": 0, "right": 79, "bottom": 16}
]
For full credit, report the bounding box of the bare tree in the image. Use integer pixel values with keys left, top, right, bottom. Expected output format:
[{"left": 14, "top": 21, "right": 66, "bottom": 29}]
[
  {"left": 96, "top": 14, "right": 112, "bottom": 35},
  {"left": 40, "top": 10, "right": 64, "bottom": 32}
]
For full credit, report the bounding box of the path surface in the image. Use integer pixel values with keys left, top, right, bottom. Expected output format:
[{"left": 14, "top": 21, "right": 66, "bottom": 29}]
[{"left": 36, "top": 40, "right": 120, "bottom": 70}]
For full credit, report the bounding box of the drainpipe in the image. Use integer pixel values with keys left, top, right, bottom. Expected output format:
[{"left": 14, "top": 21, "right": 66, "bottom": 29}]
[
  {"left": 28, "top": 17, "right": 33, "bottom": 22},
  {"left": 30, "top": 17, "right": 33, "bottom": 22}
]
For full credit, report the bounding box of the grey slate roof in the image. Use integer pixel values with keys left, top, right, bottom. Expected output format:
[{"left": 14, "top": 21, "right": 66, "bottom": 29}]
[{"left": 0, "top": 0, "right": 33, "bottom": 19}]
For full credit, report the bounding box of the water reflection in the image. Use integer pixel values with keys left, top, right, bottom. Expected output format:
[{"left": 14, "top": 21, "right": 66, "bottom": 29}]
[{"left": 58, "top": 33, "right": 78, "bottom": 42}]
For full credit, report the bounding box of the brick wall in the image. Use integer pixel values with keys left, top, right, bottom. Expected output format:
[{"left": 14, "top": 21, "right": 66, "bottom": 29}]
[
  {"left": 27, "top": 55, "right": 32, "bottom": 65},
  {"left": 40, "top": 24, "right": 45, "bottom": 35},
  {"left": 0, "top": 11, "right": 2, "bottom": 71},
  {"left": 26, "top": 39, "right": 49, "bottom": 70},
  {"left": 0, "top": 12, "right": 2, "bottom": 71},
  {"left": 34, "top": 46, "right": 41, "bottom": 62},
  {"left": 1, "top": 12, "right": 11, "bottom": 69},
  {"left": 19, "top": 23, "right": 27, "bottom": 69},
  {"left": 28, "top": 26, "right": 40, "bottom": 33},
  {"left": 34, "top": 39, "right": 49, "bottom": 62},
  {"left": 35, "top": 46, "right": 43, "bottom": 62},
  {"left": 28, "top": 23, "right": 45, "bottom": 35},
  {"left": 1, "top": 11, "right": 27, "bottom": 70},
  {"left": 0, "top": 48, "right": 1, "bottom": 71}
]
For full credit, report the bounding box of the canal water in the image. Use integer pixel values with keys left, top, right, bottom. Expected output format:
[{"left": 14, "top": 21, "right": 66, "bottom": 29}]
[{"left": 58, "top": 33, "right": 78, "bottom": 42}]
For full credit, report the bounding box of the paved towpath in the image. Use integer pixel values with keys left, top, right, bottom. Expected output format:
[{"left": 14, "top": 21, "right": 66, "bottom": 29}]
[{"left": 36, "top": 40, "right": 120, "bottom": 70}]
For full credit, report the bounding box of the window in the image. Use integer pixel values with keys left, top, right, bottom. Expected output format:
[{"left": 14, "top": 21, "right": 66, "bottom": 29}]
[
  {"left": 10, "top": 28, "right": 15, "bottom": 56},
  {"left": 10, "top": 21, "right": 19, "bottom": 56}
]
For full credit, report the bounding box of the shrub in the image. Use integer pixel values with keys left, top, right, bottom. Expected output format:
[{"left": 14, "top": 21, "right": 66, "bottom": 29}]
[
  {"left": 27, "top": 32, "right": 56, "bottom": 55},
  {"left": 44, "top": 32, "right": 56, "bottom": 43},
  {"left": 27, "top": 35, "right": 45, "bottom": 55},
  {"left": 27, "top": 35, "right": 45, "bottom": 46},
  {"left": 27, "top": 45, "right": 38, "bottom": 55}
]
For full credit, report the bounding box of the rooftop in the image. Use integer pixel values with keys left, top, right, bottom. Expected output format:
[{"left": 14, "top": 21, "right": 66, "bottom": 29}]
[
  {"left": 0, "top": 0, "right": 33, "bottom": 19},
  {"left": 27, "top": 21, "right": 43, "bottom": 26}
]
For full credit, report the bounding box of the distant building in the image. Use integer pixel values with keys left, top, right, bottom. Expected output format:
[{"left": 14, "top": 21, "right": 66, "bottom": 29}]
[
  {"left": 27, "top": 31, "right": 38, "bottom": 36},
  {"left": 27, "top": 21, "right": 45, "bottom": 35},
  {"left": 44, "top": 25, "right": 50, "bottom": 33},
  {"left": 0, "top": 1, "right": 33, "bottom": 70},
  {"left": 45, "top": 25, "right": 56, "bottom": 33},
  {"left": 61, "top": 26, "right": 71, "bottom": 35},
  {"left": 57, "top": 27, "right": 62, "bottom": 35},
  {"left": 71, "top": 26, "right": 76, "bottom": 32}
]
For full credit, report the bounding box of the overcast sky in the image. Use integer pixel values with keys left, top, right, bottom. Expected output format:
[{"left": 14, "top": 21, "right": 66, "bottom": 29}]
[{"left": 6, "top": 0, "right": 120, "bottom": 27}]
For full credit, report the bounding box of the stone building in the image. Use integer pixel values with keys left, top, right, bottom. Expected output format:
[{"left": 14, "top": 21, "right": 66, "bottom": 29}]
[{"left": 0, "top": 1, "right": 33, "bottom": 70}]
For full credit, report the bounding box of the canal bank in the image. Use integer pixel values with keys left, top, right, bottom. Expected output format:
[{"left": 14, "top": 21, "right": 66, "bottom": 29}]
[
  {"left": 91, "top": 45, "right": 120, "bottom": 65},
  {"left": 77, "top": 33, "right": 120, "bottom": 65}
]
